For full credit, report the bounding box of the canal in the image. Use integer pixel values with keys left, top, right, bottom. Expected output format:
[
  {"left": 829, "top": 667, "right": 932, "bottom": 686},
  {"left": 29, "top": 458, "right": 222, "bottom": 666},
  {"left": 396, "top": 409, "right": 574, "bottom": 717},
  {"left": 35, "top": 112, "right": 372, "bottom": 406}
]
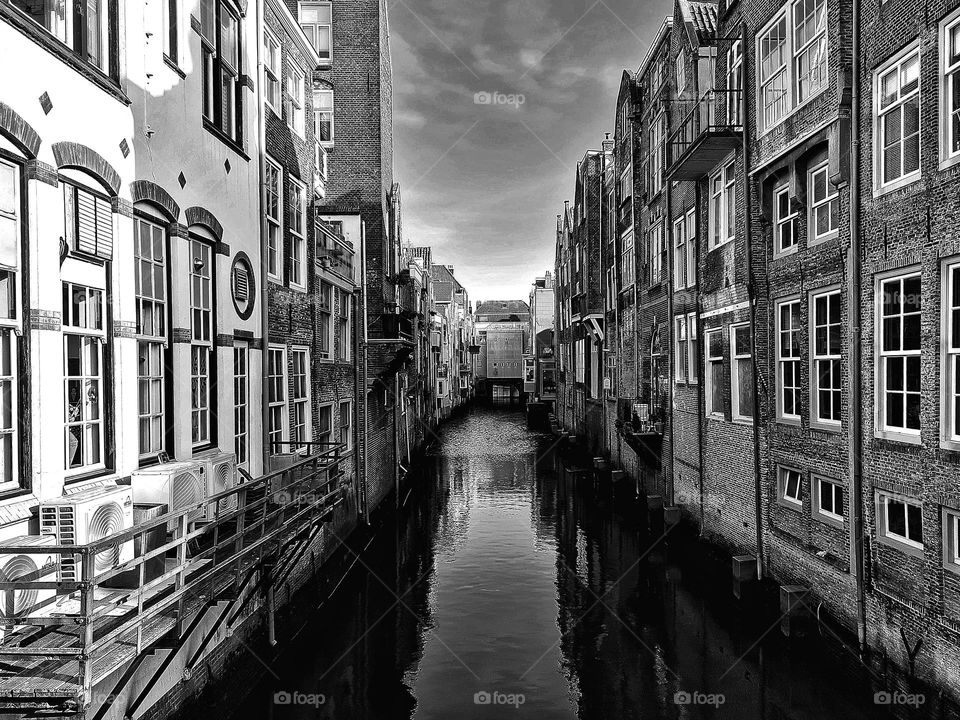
[{"left": 209, "top": 408, "right": 930, "bottom": 719}]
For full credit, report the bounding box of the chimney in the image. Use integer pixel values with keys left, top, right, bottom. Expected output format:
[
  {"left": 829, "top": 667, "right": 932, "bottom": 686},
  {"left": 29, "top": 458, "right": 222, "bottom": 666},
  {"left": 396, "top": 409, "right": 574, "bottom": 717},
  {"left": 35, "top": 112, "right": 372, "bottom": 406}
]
[{"left": 602, "top": 132, "right": 615, "bottom": 153}]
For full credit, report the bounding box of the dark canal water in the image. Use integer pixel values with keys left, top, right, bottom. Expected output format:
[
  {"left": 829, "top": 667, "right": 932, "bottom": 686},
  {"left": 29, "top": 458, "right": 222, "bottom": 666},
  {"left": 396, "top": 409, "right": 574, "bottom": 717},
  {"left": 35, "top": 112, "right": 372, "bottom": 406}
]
[{"left": 221, "top": 408, "right": 933, "bottom": 720}]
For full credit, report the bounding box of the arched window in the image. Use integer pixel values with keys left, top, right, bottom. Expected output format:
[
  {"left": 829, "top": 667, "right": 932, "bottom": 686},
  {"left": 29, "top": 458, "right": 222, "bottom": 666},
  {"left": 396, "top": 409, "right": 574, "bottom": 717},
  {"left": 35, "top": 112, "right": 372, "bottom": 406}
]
[
  {"left": 188, "top": 226, "right": 217, "bottom": 449},
  {"left": 0, "top": 153, "right": 24, "bottom": 493}
]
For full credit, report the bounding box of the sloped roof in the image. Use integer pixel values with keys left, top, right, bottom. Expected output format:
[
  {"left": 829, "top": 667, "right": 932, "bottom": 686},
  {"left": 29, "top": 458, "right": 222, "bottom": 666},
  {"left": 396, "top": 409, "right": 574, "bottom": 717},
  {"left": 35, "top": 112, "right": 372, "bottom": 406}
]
[
  {"left": 682, "top": 0, "right": 718, "bottom": 42},
  {"left": 434, "top": 281, "right": 455, "bottom": 303},
  {"left": 475, "top": 300, "right": 530, "bottom": 319}
]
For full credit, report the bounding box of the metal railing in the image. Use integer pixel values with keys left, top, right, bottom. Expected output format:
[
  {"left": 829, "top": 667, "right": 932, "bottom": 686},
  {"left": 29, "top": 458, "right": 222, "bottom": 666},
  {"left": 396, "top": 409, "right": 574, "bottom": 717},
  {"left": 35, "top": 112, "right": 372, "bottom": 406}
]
[
  {"left": 0, "top": 446, "right": 347, "bottom": 706},
  {"left": 668, "top": 87, "right": 743, "bottom": 166}
]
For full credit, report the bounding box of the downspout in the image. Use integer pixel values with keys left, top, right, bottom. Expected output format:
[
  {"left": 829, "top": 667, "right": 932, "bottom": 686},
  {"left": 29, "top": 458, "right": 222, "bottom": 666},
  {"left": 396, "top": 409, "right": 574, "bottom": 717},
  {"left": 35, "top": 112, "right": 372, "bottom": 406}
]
[
  {"left": 742, "top": 22, "right": 765, "bottom": 580},
  {"left": 256, "top": 0, "right": 269, "bottom": 475},
  {"left": 665, "top": 116, "right": 675, "bottom": 507},
  {"left": 848, "top": 0, "right": 868, "bottom": 652},
  {"left": 359, "top": 220, "right": 369, "bottom": 524},
  {"left": 695, "top": 181, "right": 706, "bottom": 531}
]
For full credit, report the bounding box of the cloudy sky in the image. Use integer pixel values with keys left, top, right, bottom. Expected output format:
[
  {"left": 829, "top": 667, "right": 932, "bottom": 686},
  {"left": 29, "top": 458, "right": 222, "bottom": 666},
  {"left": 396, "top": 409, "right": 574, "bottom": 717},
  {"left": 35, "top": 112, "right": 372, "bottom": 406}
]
[{"left": 390, "top": 0, "right": 673, "bottom": 305}]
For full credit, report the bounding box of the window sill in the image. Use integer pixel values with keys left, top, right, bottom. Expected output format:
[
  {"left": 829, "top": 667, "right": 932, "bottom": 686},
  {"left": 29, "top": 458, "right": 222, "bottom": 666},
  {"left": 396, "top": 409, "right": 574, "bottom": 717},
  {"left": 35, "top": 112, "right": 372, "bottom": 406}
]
[
  {"left": 940, "top": 438, "right": 960, "bottom": 453},
  {"left": 0, "top": 4, "right": 130, "bottom": 106},
  {"left": 64, "top": 468, "right": 116, "bottom": 487},
  {"left": 756, "top": 85, "right": 829, "bottom": 140},
  {"left": 708, "top": 238, "right": 735, "bottom": 253},
  {"left": 877, "top": 534, "right": 924, "bottom": 559},
  {"left": 943, "top": 559, "right": 960, "bottom": 577},
  {"left": 778, "top": 497, "right": 804, "bottom": 512},
  {"left": 776, "top": 415, "right": 801, "bottom": 427},
  {"left": 815, "top": 510, "right": 845, "bottom": 530},
  {"left": 939, "top": 151, "right": 960, "bottom": 173},
  {"left": 808, "top": 230, "right": 839, "bottom": 247},
  {"left": 163, "top": 55, "right": 186, "bottom": 79},
  {"left": 874, "top": 428, "right": 921, "bottom": 446},
  {"left": 873, "top": 172, "right": 921, "bottom": 199},
  {"left": 202, "top": 120, "right": 250, "bottom": 160},
  {"left": 774, "top": 245, "right": 799, "bottom": 260},
  {"left": 810, "top": 419, "right": 842, "bottom": 433},
  {"left": 732, "top": 416, "right": 753, "bottom": 426}
]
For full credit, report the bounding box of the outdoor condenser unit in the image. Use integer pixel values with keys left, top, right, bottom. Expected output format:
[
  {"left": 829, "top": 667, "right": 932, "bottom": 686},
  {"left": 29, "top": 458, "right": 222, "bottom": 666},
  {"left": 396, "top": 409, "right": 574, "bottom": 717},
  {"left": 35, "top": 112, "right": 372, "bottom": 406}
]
[
  {"left": 0, "top": 535, "right": 58, "bottom": 641},
  {"left": 130, "top": 461, "right": 206, "bottom": 527},
  {"left": 194, "top": 451, "right": 239, "bottom": 520},
  {"left": 39, "top": 485, "right": 135, "bottom": 583}
]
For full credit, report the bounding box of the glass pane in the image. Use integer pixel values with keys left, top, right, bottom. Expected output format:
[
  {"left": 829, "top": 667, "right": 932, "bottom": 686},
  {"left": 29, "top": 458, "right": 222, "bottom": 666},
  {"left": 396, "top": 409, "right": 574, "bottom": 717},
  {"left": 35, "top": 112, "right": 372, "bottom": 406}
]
[
  {"left": 887, "top": 501, "right": 906, "bottom": 536},
  {"left": 906, "top": 503, "right": 922, "bottom": 542}
]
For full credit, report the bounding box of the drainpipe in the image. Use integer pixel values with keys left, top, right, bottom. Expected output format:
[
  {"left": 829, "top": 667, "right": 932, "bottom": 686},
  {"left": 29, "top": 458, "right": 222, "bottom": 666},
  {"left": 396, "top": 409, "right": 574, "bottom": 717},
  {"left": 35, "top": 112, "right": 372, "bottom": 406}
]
[
  {"left": 256, "top": 0, "right": 268, "bottom": 476},
  {"left": 360, "top": 220, "right": 369, "bottom": 524},
  {"left": 848, "top": 0, "right": 868, "bottom": 652},
  {"left": 695, "top": 182, "right": 706, "bottom": 531},
  {"left": 742, "top": 22, "right": 765, "bottom": 580}
]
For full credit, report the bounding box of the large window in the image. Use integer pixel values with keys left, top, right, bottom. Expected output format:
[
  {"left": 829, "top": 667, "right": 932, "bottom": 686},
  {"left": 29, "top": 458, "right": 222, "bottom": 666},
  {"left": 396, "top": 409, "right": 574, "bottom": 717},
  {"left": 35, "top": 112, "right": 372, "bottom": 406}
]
[
  {"left": 675, "top": 315, "right": 688, "bottom": 383},
  {"left": 809, "top": 161, "right": 838, "bottom": 241},
  {"left": 63, "top": 283, "right": 106, "bottom": 472},
  {"left": 649, "top": 222, "right": 665, "bottom": 285},
  {"left": 11, "top": 0, "right": 117, "bottom": 75},
  {"left": 291, "top": 348, "right": 311, "bottom": 451},
  {"left": 776, "top": 299, "right": 801, "bottom": 421},
  {"left": 267, "top": 345, "right": 287, "bottom": 454},
  {"left": 285, "top": 64, "right": 305, "bottom": 137},
  {"left": 300, "top": 2, "right": 332, "bottom": 63},
  {"left": 318, "top": 281, "right": 333, "bottom": 360},
  {"left": 709, "top": 159, "right": 736, "bottom": 249},
  {"left": 234, "top": 342, "right": 249, "bottom": 469},
  {"left": 705, "top": 328, "right": 723, "bottom": 417},
  {"left": 812, "top": 289, "right": 841, "bottom": 426},
  {"left": 134, "top": 216, "right": 169, "bottom": 459},
  {"left": 687, "top": 312, "right": 698, "bottom": 383},
  {"left": 315, "top": 89, "right": 334, "bottom": 145},
  {"left": 337, "top": 288, "right": 351, "bottom": 361},
  {"left": 263, "top": 27, "right": 281, "bottom": 112},
  {"left": 289, "top": 179, "right": 306, "bottom": 289},
  {"left": 190, "top": 240, "right": 214, "bottom": 447},
  {"left": 726, "top": 39, "right": 743, "bottom": 126},
  {"left": 942, "top": 13, "right": 960, "bottom": 164},
  {"left": 0, "top": 159, "right": 21, "bottom": 491},
  {"left": 265, "top": 158, "right": 283, "bottom": 281},
  {"left": 875, "top": 46, "right": 920, "bottom": 191},
  {"left": 731, "top": 323, "right": 753, "bottom": 421},
  {"left": 878, "top": 271, "right": 921, "bottom": 438},
  {"left": 774, "top": 185, "right": 796, "bottom": 254},
  {"left": 945, "top": 261, "right": 960, "bottom": 443},
  {"left": 163, "top": 0, "right": 179, "bottom": 62},
  {"left": 815, "top": 475, "right": 844, "bottom": 523},
  {"left": 339, "top": 400, "right": 351, "bottom": 450},
  {"left": 620, "top": 231, "right": 635, "bottom": 289},
  {"left": 878, "top": 493, "right": 923, "bottom": 550},
  {"left": 199, "top": 0, "right": 242, "bottom": 141},
  {"left": 63, "top": 183, "right": 113, "bottom": 261},
  {"left": 673, "top": 216, "right": 687, "bottom": 289},
  {"left": 317, "top": 403, "right": 333, "bottom": 445},
  {"left": 779, "top": 466, "right": 803, "bottom": 507},
  {"left": 944, "top": 508, "right": 960, "bottom": 571},
  {"left": 648, "top": 111, "right": 665, "bottom": 196},
  {"left": 756, "top": 0, "right": 827, "bottom": 131}
]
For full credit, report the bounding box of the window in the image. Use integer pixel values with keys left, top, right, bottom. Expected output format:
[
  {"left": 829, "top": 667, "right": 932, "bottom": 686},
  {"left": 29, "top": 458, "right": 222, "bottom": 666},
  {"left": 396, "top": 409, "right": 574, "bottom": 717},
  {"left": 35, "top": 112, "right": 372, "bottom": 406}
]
[
  {"left": 673, "top": 216, "right": 687, "bottom": 289},
  {"left": 164, "top": 0, "right": 179, "bottom": 62},
  {"left": 11, "top": 0, "right": 117, "bottom": 75},
  {"left": 875, "top": 47, "right": 920, "bottom": 190},
  {"left": 779, "top": 466, "right": 803, "bottom": 506},
  {"left": 190, "top": 240, "right": 214, "bottom": 447},
  {"left": 315, "top": 89, "right": 334, "bottom": 145},
  {"left": 620, "top": 231, "right": 635, "bottom": 289},
  {"left": 267, "top": 346, "right": 287, "bottom": 454},
  {"left": 675, "top": 315, "right": 688, "bottom": 383},
  {"left": 675, "top": 52, "right": 687, "bottom": 95},
  {"left": 727, "top": 39, "right": 743, "bottom": 126},
  {"left": 942, "top": 14, "right": 960, "bottom": 164},
  {"left": 318, "top": 281, "right": 333, "bottom": 359},
  {"left": 337, "top": 288, "right": 351, "bottom": 360},
  {"left": 291, "top": 348, "right": 311, "bottom": 452},
  {"left": 776, "top": 299, "right": 802, "bottom": 421},
  {"left": 705, "top": 328, "right": 723, "bottom": 416},
  {"left": 815, "top": 476, "right": 844, "bottom": 522},
  {"left": 263, "top": 27, "right": 281, "bottom": 112},
  {"left": 317, "top": 404, "right": 333, "bottom": 445},
  {"left": 300, "top": 2, "right": 332, "bottom": 63},
  {"left": 687, "top": 312, "right": 698, "bottom": 383},
  {"left": 649, "top": 222, "right": 665, "bottom": 285},
  {"left": 756, "top": 0, "right": 827, "bottom": 131},
  {"left": 944, "top": 508, "right": 960, "bottom": 570},
  {"left": 63, "top": 183, "right": 113, "bottom": 261},
  {"left": 285, "top": 64, "right": 305, "bottom": 136},
  {"left": 200, "top": 0, "right": 242, "bottom": 141},
  {"left": 709, "top": 159, "right": 736, "bottom": 248},
  {"left": 774, "top": 185, "right": 796, "bottom": 254},
  {"left": 879, "top": 493, "right": 923, "bottom": 549},
  {"left": 134, "top": 216, "right": 169, "bottom": 458},
  {"left": 63, "top": 283, "right": 106, "bottom": 472},
  {"left": 289, "top": 179, "right": 306, "bottom": 289},
  {"left": 945, "top": 261, "right": 960, "bottom": 443},
  {"left": 808, "top": 161, "right": 838, "bottom": 241},
  {"left": 339, "top": 401, "right": 351, "bottom": 450},
  {"left": 812, "top": 289, "right": 841, "bottom": 425},
  {"left": 731, "top": 323, "right": 753, "bottom": 421},
  {"left": 234, "top": 343, "right": 249, "bottom": 469},
  {"left": 684, "top": 210, "right": 696, "bottom": 287},
  {"left": 648, "top": 111, "right": 665, "bottom": 196},
  {"left": 878, "top": 272, "right": 921, "bottom": 437},
  {"left": 265, "top": 158, "right": 283, "bottom": 281},
  {"left": 0, "top": 159, "right": 20, "bottom": 491}
]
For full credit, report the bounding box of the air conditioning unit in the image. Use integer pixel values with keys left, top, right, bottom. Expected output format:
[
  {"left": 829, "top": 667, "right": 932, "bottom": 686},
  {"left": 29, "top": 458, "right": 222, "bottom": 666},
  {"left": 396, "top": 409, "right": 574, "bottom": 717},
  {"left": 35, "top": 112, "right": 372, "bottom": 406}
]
[
  {"left": 130, "top": 461, "right": 205, "bottom": 528},
  {"left": 40, "top": 485, "right": 134, "bottom": 583},
  {"left": 195, "top": 451, "right": 238, "bottom": 521},
  {"left": 0, "top": 535, "right": 58, "bottom": 640}
]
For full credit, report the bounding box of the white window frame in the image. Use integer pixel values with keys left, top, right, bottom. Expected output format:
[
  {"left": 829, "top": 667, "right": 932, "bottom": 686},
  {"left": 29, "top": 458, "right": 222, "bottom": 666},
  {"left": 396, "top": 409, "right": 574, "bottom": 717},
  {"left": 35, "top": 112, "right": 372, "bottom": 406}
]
[
  {"left": 318, "top": 280, "right": 334, "bottom": 361},
  {"left": 943, "top": 259, "right": 960, "bottom": 448},
  {"left": 263, "top": 26, "right": 281, "bottom": 114},
  {"left": 337, "top": 287, "right": 351, "bottom": 361},
  {"left": 876, "top": 268, "right": 921, "bottom": 443},
  {"left": 940, "top": 11, "right": 960, "bottom": 169},
  {"left": 673, "top": 215, "right": 687, "bottom": 289},
  {"left": 189, "top": 239, "right": 215, "bottom": 448},
  {"left": 285, "top": 63, "right": 305, "bottom": 137},
  {"left": 811, "top": 287, "right": 842, "bottom": 429},
  {"left": 756, "top": 0, "right": 829, "bottom": 135},
  {"left": 233, "top": 342, "right": 249, "bottom": 470},
  {"left": 317, "top": 402, "right": 334, "bottom": 446},
  {"left": 709, "top": 158, "right": 736, "bottom": 249},
  {"left": 265, "top": 157, "right": 283, "bottom": 282},
  {"left": 687, "top": 312, "right": 699, "bottom": 384},
  {"left": 299, "top": 1, "right": 332, "bottom": 64},
  {"left": 730, "top": 322, "right": 753, "bottom": 422},
  {"left": 620, "top": 230, "right": 635, "bottom": 289},
  {"left": 705, "top": 327, "right": 723, "bottom": 418},
  {"left": 676, "top": 52, "right": 687, "bottom": 95},
  {"left": 943, "top": 507, "right": 960, "bottom": 572},
  {"left": 808, "top": 160, "right": 838, "bottom": 243},
  {"left": 289, "top": 178, "right": 307, "bottom": 290},
  {"left": 873, "top": 43, "right": 921, "bottom": 195},
  {"left": 314, "top": 88, "right": 335, "bottom": 146},
  {"left": 338, "top": 400, "right": 352, "bottom": 451},
  {"left": 776, "top": 298, "right": 802, "bottom": 424},
  {"left": 878, "top": 492, "right": 924, "bottom": 552},
  {"left": 649, "top": 221, "right": 665, "bottom": 285},
  {"left": 726, "top": 39, "right": 743, "bottom": 126},
  {"left": 778, "top": 466, "right": 803, "bottom": 508},
  {"left": 675, "top": 314, "right": 688, "bottom": 383},
  {"left": 267, "top": 344, "right": 288, "bottom": 455},
  {"left": 684, "top": 209, "right": 696, "bottom": 287},
  {"left": 814, "top": 475, "right": 844, "bottom": 525},
  {"left": 290, "top": 347, "right": 312, "bottom": 453},
  {"left": 0, "top": 158, "right": 22, "bottom": 493},
  {"left": 774, "top": 184, "right": 797, "bottom": 256}
]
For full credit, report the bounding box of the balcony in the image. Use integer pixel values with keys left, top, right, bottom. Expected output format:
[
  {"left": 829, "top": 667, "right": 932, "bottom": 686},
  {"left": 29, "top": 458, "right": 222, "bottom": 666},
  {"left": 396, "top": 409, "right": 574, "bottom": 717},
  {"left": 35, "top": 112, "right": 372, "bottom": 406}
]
[
  {"left": 667, "top": 88, "right": 742, "bottom": 180},
  {"left": 316, "top": 222, "right": 354, "bottom": 280},
  {"left": 381, "top": 313, "right": 414, "bottom": 342}
]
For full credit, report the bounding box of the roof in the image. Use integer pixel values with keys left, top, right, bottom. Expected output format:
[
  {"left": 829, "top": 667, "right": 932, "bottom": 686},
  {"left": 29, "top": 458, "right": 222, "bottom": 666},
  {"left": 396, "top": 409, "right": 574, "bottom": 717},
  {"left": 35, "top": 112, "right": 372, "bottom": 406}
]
[
  {"left": 475, "top": 300, "right": 531, "bottom": 320},
  {"left": 434, "top": 281, "right": 455, "bottom": 303},
  {"left": 684, "top": 1, "right": 718, "bottom": 41}
]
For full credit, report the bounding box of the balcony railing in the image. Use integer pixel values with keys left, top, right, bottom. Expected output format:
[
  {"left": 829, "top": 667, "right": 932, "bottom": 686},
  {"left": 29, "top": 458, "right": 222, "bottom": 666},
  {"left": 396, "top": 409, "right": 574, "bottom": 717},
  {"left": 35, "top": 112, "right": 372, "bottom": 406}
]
[
  {"left": 381, "top": 312, "right": 414, "bottom": 341},
  {"left": 667, "top": 88, "right": 743, "bottom": 180}
]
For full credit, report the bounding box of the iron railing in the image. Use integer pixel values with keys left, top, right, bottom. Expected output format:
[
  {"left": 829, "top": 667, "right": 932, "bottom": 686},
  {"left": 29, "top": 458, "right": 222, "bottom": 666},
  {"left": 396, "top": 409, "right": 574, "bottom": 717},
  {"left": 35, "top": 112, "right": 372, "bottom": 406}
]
[{"left": 668, "top": 88, "right": 743, "bottom": 167}]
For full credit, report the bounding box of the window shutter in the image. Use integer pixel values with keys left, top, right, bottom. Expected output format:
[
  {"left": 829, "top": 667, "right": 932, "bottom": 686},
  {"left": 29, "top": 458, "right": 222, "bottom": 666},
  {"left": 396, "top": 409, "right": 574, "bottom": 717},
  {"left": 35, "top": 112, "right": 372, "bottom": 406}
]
[
  {"left": 75, "top": 190, "right": 99, "bottom": 256},
  {"left": 234, "top": 266, "right": 248, "bottom": 303},
  {"left": 95, "top": 195, "right": 113, "bottom": 260}
]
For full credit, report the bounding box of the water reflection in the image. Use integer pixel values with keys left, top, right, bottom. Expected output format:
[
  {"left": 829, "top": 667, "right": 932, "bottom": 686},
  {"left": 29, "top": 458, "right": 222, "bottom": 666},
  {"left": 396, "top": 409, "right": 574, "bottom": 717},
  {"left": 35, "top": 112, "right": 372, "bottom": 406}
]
[{"left": 221, "top": 408, "right": 936, "bottom": 720}]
